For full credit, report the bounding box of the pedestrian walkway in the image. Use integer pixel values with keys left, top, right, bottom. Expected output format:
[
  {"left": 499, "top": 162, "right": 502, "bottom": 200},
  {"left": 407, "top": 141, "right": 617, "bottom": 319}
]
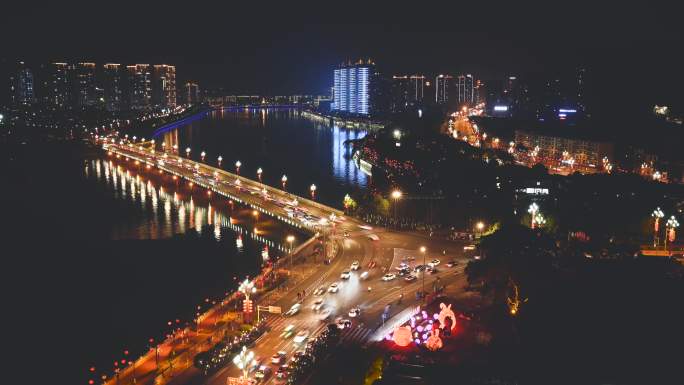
[{"left": 339, "top": 326, "right": 374, "bottom": 345}]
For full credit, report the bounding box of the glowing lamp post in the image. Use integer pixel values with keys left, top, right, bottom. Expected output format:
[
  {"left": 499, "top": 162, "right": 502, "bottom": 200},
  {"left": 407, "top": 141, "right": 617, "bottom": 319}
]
[
  {"left": 652, "top": 207, "right": 665, "bottom": 247},
  {"left": 391, "top": 189, "right": 402, "bottom": 222},
  {"left": 281, "top": 174, "right": 287, "bottom": 190},
  {"left": 233, "top": 346, "right": 255, "bottom": 380},
  {"left": 217, "top": 155, "right": 223, "bottom": 166},
  {"left": 200, "top": 151, "right": 206, "bottom": 161},
  {"left": 420, "top": 246, "right": 426, "bottom": 302},
  {"left": 185, "top": 147, "right": 191, "bottom": 158},
  {"left": 286, "top": 235, "right": 295, "bottom": 267},
  {"left": 476, "top": 221, "right": 485, "bottom": 237},
  {"left": 235, "top": 160, "right": 241, "bottom": 175},
  {"left": 310, "top": 184, "right": 317, "bottom": 199},
  {"left": 664, "top": 216, "right": 679, "bottom": 251},
  {"left": 257, "top": 167, "right": 263, "bottom": 182},
  {"left": 528, "top": 203, "right": 540, "bottom": 229},
  {"left": 239, "top": 278, "right": 257, "bottom": 323}
]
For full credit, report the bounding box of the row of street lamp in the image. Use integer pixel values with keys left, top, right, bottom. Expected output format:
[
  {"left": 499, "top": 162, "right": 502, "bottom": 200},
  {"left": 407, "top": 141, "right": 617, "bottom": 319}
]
[{"left": 651, "top": 207, "right": 679, "bottom": 249}]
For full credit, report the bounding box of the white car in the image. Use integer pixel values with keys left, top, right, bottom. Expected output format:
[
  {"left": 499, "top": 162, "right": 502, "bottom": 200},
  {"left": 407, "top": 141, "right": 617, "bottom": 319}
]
[
  {"left": 311, "top": 299, "right": 324, "bottom": 312},
  {"left": 280, "top": 324, "right": 295, "bottom": 339},
  {"left": 350, "top": 261, "right": 360, "bottom": 271},
  {"left": 284, "top": 303, "right": 301, "bottom": 316},
  {"left": 382, "top": 273, "right": 396, "bottom": 281},
  {"left": 271, "top": 351, "right": 286, "bottom": 364},
  {"left": 340, "top": 271, "right": 350, "bottom": 280},
  {"left": 428, "top": 259, "right": 440, "bottom": 267},
  {"left": 313, "top": 286, "right": 326, "bottom": 296},
  {"left": 360, "top": 271, "right": 369, "bottom": 280},
  {"left": 336, "top": 318, "right": 352, "bottom": 329},
  {"left": 319, "top": 308, "right": 332, "bottom": 321},
  {"left": 293, "top": 330, "right": 310, "bottom": 344},
  {"left": 328, "top": 283, "right": 339, "bottom": 293},
  {"left": 348, "top": 307, "right": 361, "bottom": 318}
]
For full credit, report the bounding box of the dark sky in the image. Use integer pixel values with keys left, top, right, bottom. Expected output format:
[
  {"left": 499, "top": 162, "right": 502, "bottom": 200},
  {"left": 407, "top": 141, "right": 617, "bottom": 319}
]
[{"left": 3, "top": 3, "right": 682, "bottom": 110}]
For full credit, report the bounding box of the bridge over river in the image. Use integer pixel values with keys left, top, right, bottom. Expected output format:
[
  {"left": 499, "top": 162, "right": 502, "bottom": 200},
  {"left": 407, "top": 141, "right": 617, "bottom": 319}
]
[{"left": 100, "top": 137, "right": 358, "bottom": 239}]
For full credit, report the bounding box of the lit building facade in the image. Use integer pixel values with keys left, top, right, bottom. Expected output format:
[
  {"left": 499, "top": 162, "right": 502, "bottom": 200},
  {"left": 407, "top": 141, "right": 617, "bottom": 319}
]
[
  {"left": 75, "top": 62, "right": 97, "bottom": 108},
  {"left": 16, "top": 66, "right": 35, "bottom": 105},
  {"left": 456, "top": 74, "right": 475, "bottom": 105},
  {"left": 48, "top": 63, "right": 71, "bottom": 108},
  {"left": 127, "top": 64, "right": 152, "bottom": 110},
  {"left": 409, "top": 75, "right": 425, "bottom": 102},
  {"left": 332, "top": 59, "right": 374, "bottom": 116},
  {"left": 185, "top": 82, "right": 200, "bottom": 105},
  {"left": 103, "top": 64, "right": 122, "bottom": 112},
  {"left": 435, "top": 74, "right": 453, "bottom": 104},
  {"left": 152, "top": 64, "right": 177, "bottom": 109}
]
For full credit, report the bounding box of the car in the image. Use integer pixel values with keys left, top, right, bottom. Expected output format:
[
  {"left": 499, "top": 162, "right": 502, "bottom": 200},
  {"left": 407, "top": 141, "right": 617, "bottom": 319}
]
[
  {"left": 429, "top": 259, "right": 441, "bottom": 267},
  {"left": 280, "top": 324, "right": 295, "bottom": 339},
  {"left": 396, "top": 262, "right": 409, "bottom": 271},
  {"left": 328, "top": 283, "right": 339, "bottom": 293},
  {"left": 360, "top": 271, "right": 369, "bottom": 280},
  {"left": 382, "top": 273, "right": 396, "bottom": 281},
  {"left": 336, "top": 318, "right": 352, "bottom": 329},
  {"left": 397, "top": 268, "right": 411, "bottom": 276},
  {"left": 445, "top": 260, "right": 457, "bottom": 267},
  {"left": 473, "top": 255, "right": 481, "bottom": 260},
  {"left": 284, "top": 303, "right": 301, "bottom": 316},
  {"left": 311, "top": 298, "right": 324, "bottom": 312},
  {"left": 464, "top": 244, "right": 476, "bottom": 251},
  {"left": 348, "top": 307, "right": 361, "bottom": 318},
  {"left": 351, "top": 261, "right": 360, "bottom": 270},
  {"left": 276, "top": 364, "right": 289, "bottom": 379},
  {"left": 319, "top": 308, "right": 332, "bottom": 321},
  {"left": 404, "top": 274, "right": 417, "bottom": 282},
  {"left": 271, "top": 351, "right": 286, "bottom": 364},
  {"left": 340, "top": 271, "right": 350, "bottom": 280},
  {"left": 427, "top": 266, "right": 438, "bottom": 274},
  {"left": 293, "top": 330, "right": 309, "bottom": 344},
  {"left": 254, "top": 365, "right": 272, "bottom": 380},
  {"left": 313, "top": 286, "right": 326, "bottom": 296},
  {"left": 414, "top": 264, "right": 426, "bottom": 272},
  {"left": 358, "top": 225, "right": 373, "bottom": 230}
]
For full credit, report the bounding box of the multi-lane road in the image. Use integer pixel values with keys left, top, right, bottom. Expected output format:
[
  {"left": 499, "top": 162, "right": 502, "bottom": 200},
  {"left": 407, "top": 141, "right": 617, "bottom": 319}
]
[{"left": 100, "top": 138, "right": 472, "bottom": 385}]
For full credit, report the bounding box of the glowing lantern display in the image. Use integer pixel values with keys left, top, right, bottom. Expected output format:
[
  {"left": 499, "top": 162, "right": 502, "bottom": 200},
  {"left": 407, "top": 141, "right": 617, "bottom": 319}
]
[
  {"left": 392, "top": 326, "right": 413, "bottom": 347},
  {"left": 437, "top": 303, "right": 457, "bottom": 332},
  {"left": 425, "top": 328, "right": 443, "bottom": 351}
]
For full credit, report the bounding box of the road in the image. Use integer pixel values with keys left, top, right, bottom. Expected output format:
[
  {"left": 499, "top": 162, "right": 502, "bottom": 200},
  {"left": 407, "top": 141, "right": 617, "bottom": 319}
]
[{"left": 99, "top": 137, "right": 472, "bottom": 385}]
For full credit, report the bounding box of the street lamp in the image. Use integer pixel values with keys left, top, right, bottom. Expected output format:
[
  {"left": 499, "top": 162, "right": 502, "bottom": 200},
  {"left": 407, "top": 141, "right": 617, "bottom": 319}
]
[
  {"left": 391, "top": 189, "right": 402, "bottom": 222},
  {"left": 233, "top": 346, "right": 256, "bottom": 380},
  {"left": 235, "top": 160, "right": 242, "bottom": 175},
  {"left": 310, "top": 184, "right": 317, "bottom": 199},
  {"left": 476, "top": 221, "right": 485, "bottom": 238},
  {"left": 217, "top": 155, "right": 223, "bottom": 166},
  {"left": 282, "top": 174, "right": 288, "bottom": 190},
  {"left": 528, "top": 203, "right": 539, "bottom": 229},
  {"left": 200, "top": 151, "right": 206, "bottom": 161},
  {"left": 238, "top": 278, "right": 256, "bottom": 301},
  {"left": 652, "top": 207, "right": 665, "bottom": 247},
  {"left": 185, "top": 147, "right": 191, "bottom": 157},
  {"left": 420, "top": 246, "right": 427, "bottom": 302},
  {"left": 665, "top": 215, "right": 679, "bottom": 251},
  {"left": 286, "top": 235, "right": 295, "bottom": 267},
  {"left": 257, "top": 167, "right": 263, "bottom": 182}
]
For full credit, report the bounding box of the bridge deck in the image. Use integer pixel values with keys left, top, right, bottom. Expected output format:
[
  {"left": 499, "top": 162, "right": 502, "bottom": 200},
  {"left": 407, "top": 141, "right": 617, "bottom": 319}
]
[{"left": 103, "top": 141, "right": 351, "bottom": 235}]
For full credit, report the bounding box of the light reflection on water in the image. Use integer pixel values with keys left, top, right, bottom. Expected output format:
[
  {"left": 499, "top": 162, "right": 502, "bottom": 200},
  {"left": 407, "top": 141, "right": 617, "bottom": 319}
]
[
  {"left": 160, "top": 109, "right": 370, "bottom": 208},
  {"left": 85, "top": 159, "right": 288, "bottom": 254}
]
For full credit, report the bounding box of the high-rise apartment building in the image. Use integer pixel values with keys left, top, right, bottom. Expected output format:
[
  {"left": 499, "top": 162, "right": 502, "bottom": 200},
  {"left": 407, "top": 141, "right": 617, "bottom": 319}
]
[
  {"left": 456, "top": 74, "right": 475, "bottom": 105},
  {"left": 409, "top": 75, "right": 426, "bottom": 102},
  {"left": 127, "top": 64, "right": 152, "bottom": 110},
  {"left": 435, "top": 74, "right": 453, "bottom": 104},
  {"left": 10, "top": 62, "right": 35, "bottom": 105},
  {"left": 332, "top": 59, "right": 374, "bottom": 116},
  {"left": 103, "top": 64, "right": 123, "bottom": 112},
  {"left": 45, "top": 63, "right": 71, "bottom": 108},
  {"left": 185, "top": 82, "right": 200, "bottom": 105},
  {"left": 152, "top": 64, "right": 177, "bottom": 109},
  {"left": 75, "top": 62, "right": 97, "bottom": 108}
]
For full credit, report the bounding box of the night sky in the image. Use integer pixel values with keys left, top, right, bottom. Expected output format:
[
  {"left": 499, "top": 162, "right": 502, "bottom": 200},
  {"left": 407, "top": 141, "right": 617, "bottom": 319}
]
[{"left": 3, "top": 3, "right": 682, "bottom": 111}]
